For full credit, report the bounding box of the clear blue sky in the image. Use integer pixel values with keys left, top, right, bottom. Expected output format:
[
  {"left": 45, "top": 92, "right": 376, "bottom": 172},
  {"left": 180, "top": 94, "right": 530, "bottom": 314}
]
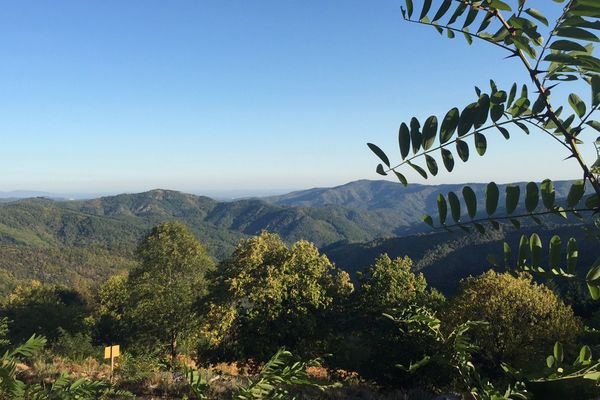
[{"left": 0, "top": 1, "right": 594, "bottom": 196}]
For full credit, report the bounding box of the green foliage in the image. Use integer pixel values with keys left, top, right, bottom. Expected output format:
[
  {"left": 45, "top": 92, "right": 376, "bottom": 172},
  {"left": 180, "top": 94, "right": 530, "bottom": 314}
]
[
  {"left": 445, "top": 271, "right": 582, "bottom": 370},
  {"left": 0, "top": 334, "right": 47, "bottom": 399},
  {"left": 327, "top": 254, "right": 445, "bottom": 387},
  {"left": 385, "top": 306, "right": 529, "bottom": 400},
  {"left": 116, "top": 352, "right": 163, "bottom": 385},
  {"left": 234, "top": 349, "right": 330, "bottom": 400},
  {"left": 182, "top": 363, "right": 210, "bottom": 400},
  {"left": 0, "top": 281, "right": 89, "bottom": 344},
  {"left": 358, "top": 254, "right": 442, "bottom": 313},
  {"left": 368, "top": 0, "right": 600, "bottom": 300},
  {"left": 91, "top": 274, "right": 129, "bottom": 347},
  {"left": 127, "top": 221, "right": 215, "bottom": 361},
  {"left": 201, "top": 231, "right": 352, "bottom": 363},
  {"left": 23, "top": 372, "right": 132, "bottom": 400},
  {"left": 52, "top": 328, "right": 97, "bottom": 362}
]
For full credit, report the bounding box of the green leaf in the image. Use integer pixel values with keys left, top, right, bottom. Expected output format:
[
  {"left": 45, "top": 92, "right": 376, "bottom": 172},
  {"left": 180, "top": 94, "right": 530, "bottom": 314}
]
[
  {"left": 410, "top": 118, "right": 422, "bottom": 154},
  {"left": 592, "top": 75, "right": 600, "bottom": 108},
  {"left": 518, "top": 235, "right": 529, "bottom": 267},
  {"left": 584, "top": 283, "right": 600, "bottom": 300},
  {"left": 463, "top": 186, "right": 477, "bottom": 218},
  {"left": 432, "top": 0, "right": 452, "bottom": 22},
  {"left": 566, "top": 180, "right": 585, "bottom": 208},
  {"left": 568, "top": 93, "right": 587, "bottom": 118},
  {"left": 448, "top": 191, "right": 461, "bottom": 223},
  {"left": 399, "top": 123, "right": 411, "bottom": 160},
  {"left": 477, "top": 12, "right": 494, "bottom": 33},
  {"left": 458, "top": 103, "right": 477, "bottom": 136},
  {"left": 420, "top": 0, "right": 432, "bottom": 20},
  {"left": 497, "top": 126, "right": 510, "bottom": 139},
  {"left": 567, "top": 238, "right": 578, "bottom": 273},
  {"left": 530, "top": 233, "right": 542, "bottom": 268},
  {"left": 549, "top": 39, "right": 588, "bottom": 52},
  {"left": 486, "top": 182, "right": 499, "bottom": 216},
  {"left": 588, "top": 283, "right": 600, "bottom": 300},
  {"left": 456, "top": 139, "right": 469, "bottom": 162},
  {"left": 393, "top": 170, "right": 408, "bottom": 186},
  {"left": 507, "top": 83, "right": 517, "bottom": 108},
  {"left": 510, "top": 97, "right": 530, "bottom": 117},
  {"left": 463, "top": 30, "right": 473, "bottom": 44},
  {"left": 546, "top": 355, "right": 555, "bottom": 369},
  {"left": 408, "top": 161, "right": 428, "bottom": 179},
  {"left": 440, "top": 107, "right": 459, "bottom": 144},
  {"left": 506, "top": 185, "right": 520, "bottom": 215},
  {"left": 554, "top": 342, "right": 564, "bottom": 364},
  {"left": 463, "top": 7, "right": 478, "bottom": 29},
  {"left": 448, "top": 3, "right": 467, "bottom": 25},
  {"left": 368, "top": 143, "right": 390, "bottom": 167},
  {"left": 437, "top": 194, "right": 448, "bottom": 225},
  {"left": 422, "top": 116, "right": 438, "bottom": 150},
  {"left": 503, "top": 242, "right": 512, "bottom": 267},
  {"left": 490, "top": 103, "right": 504, "bottom": 122},
  {"left": 541, "top": 179, "right": 556, "bottom": 209},
  {"left": 525, "top": 8, "right": 548, "bottom": 26},
  {"left": 474, "top": 132, "right": 487, "bottom": 156},
  {"left": 475, "top": 94, "right": 490, "bottom": 128},
  {"left": 586, "top": 121, "right": 600, "bottom": 133},
  {"left": 525, "top": 182, "right": 539, "bottom": 212},
  {"left": 556, "top": 27, "right": 599, "bottom": 42},
  {"left": 422, "top": 214, "right": 434, "bottom": 227},
  {"left": 586, "top": 257, "right": 600, "bottom": 282},
  {"left": 405, "top": 0, "right": 413, "bottom": 18},
  {"left": 376, "top": 164, "right": 387, "bottom": 176},
  {"left": 425, "top": 154, "right": 438, "bottom": 176},
  {"left": 549, "top": 235, "right": 562, "bottom": 270},
  {"left": 441, "top": 149, "right": 455, "bottom": 172},
  {"left": 488, "top": 0, "right": 512, "bottom": 11},
  {"left": 579, "top": 346, "right": 592, "bottom": 364}
]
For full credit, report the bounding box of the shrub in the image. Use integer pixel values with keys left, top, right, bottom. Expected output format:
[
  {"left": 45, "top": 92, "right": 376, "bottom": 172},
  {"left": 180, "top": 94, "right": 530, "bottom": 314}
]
[
  {"left": 445, "top": 271, "right": 582, "bottom": 371},
  {"left": 52, "top": 328, "right": 99, "bottom": 361}
]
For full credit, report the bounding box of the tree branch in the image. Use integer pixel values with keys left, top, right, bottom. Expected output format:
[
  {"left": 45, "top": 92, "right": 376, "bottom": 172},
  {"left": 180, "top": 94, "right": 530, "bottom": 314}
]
[{"left": 385, "top": 115, "right": 539, "bottom": 173}]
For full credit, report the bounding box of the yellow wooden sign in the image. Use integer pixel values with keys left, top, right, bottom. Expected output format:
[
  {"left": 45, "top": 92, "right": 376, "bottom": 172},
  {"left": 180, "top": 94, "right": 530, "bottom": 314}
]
[
  {"left": 104, "top": 344, "right": 120, "bottom": 382},
  {"left": 104, "top": 344, "right": 120, "bottom": 359}
]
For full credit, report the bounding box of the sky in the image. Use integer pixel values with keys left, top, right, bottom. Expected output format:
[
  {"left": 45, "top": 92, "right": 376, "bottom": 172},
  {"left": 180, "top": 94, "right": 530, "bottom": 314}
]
[{"left": 0, "top": 1, "right": 596, "bottom": 197}]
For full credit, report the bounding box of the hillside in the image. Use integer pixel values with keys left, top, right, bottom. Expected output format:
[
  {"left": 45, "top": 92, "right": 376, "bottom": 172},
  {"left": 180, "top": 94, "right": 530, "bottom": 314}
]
[
  {"left": 323, "top": 224, "right": 600, "bottom": 294},
  {"left": 0, "top": 180, "right": 593, "bottom": 294}
]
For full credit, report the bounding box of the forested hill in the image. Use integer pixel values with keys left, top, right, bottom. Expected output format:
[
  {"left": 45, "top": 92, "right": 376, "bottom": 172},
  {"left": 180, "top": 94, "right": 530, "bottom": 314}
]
[{"left": 0, "top": 180, "right": 589, "bottom": 294}]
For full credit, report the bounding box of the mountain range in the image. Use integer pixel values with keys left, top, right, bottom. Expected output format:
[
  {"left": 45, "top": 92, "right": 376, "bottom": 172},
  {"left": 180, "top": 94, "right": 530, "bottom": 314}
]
[{"left": 0, "top": 179, "right": 595, "bottom": 295}]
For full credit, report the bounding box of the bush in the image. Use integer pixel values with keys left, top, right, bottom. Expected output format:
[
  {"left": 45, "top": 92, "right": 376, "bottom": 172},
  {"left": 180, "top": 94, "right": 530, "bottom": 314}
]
[
  {"left": 445, "top": 271, "right": 582, "bottom": 371},
  {"left": 0, "top": 280, "right": 89, "bottom": 343},
  {"left": 327, "top": 254, "right": 447, "bottom": 388},
  {"left": 116, "top": 352, "right": 164, "bottom": 385},
  {"left": 52, "top": 328, "right": 99, "bottom": 361}
]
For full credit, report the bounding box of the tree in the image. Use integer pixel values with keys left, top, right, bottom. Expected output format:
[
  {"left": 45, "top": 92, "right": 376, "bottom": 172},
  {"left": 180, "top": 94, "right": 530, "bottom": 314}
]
[
  {"left": 127, "top": 221, "right": 215, "bottom": 362},
  {"left": 366, "top": 2, "right": 600, "bottom": 395},
  {"left": 367, "top": 0, "right": 600, "bottom": 291},
  {"left": 91, "top": 274, "right": 129, "bottom": 346},
  {"left": 328, "top": 254, "right": 445, "bottom": 387},
  {"left": 201, "top": 231, "right": 352, "bottom": 364},
  {"left": 0, "top": 281, "right": 88, "bottom": 343},
  {"left": 358, "top": 254, "right": 443, "bottom": 313},
  {"left": 446, "top": 271, "right": 581, "bottom": 370}
]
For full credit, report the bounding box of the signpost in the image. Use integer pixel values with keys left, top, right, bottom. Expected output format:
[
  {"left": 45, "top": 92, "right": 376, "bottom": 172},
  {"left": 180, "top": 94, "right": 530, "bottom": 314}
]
[{"left": 104, "top": 344, "right": 120, "bottom": 383}]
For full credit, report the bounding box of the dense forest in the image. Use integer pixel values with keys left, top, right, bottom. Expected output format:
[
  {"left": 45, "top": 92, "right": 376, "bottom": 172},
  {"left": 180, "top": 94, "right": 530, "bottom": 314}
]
[{"left": 2, "top": 221, "right": 599, "bottom": 399}]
